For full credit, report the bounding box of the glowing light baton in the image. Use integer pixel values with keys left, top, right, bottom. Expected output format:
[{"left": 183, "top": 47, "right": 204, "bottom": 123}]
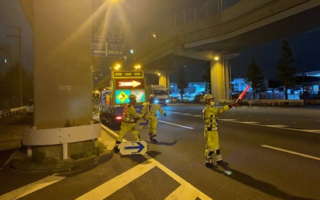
[{"left": 236, "top": 85, "right": 250, "bottom": 103}]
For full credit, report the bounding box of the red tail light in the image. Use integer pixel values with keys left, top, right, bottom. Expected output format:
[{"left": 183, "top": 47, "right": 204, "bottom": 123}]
[{"left": 115, "top": 116, "right": 122, "bottom": 121}]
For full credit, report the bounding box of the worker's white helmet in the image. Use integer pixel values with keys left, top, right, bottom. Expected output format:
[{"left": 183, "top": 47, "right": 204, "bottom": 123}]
[{"left": 149, "top": 94, "right": 155, "bottom": 99}]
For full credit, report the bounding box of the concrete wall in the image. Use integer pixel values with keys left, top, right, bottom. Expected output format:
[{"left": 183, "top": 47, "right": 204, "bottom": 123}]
[{"left": 33, "top": 0, "right": 92, "bottom": 129}]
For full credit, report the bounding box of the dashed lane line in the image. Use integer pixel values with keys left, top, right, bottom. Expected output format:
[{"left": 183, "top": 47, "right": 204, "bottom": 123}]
[
  {"left": 0, "top": 175, "right": 65, "bottom": 200},
  {"left": 168, "top": 112, "right": 320, "bottom": 134},
  {"left": 261, "top": 145, "right": 320, "bottom": 161},
  {"left": 159, "top": 120, "right": 194, "bottom": 129}
]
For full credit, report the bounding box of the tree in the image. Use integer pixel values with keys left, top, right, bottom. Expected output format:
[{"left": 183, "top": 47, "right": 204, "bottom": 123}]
[
  {"left": 276, "top": 40, "right": 296, "bottom": 99},
  {"left": 202, "top": 63, "right": 211, "bottom": 93},
  {"left": 0, "top": 62, "right": 33, "bottom": 109},
  {"left": 177, "top": 67, "right": 188, "bottom": 102},
  {"left": 244, "top": 59, "right": 265, "bottom": 99}
]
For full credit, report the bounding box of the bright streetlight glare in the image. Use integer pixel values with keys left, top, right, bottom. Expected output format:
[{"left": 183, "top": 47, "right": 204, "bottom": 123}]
[
  {"left": 134, "top": 64, "right": 141, "bottom": 69},
  {"left": 214, "top": 56, "right": 219, "bottom": 61}
]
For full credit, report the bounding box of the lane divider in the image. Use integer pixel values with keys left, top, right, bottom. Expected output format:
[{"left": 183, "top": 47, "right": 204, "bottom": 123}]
[{"left": 261, "top": 145, "right": 320, "bottom": 161}]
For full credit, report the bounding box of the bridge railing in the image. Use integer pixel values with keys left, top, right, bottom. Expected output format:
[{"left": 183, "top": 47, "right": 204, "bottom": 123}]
[
  {"left": 0, "top": 106, "right": 26, "bottom": 118},
  {"left": 240, "top": 99, "right": 304, "bottom": 106}
]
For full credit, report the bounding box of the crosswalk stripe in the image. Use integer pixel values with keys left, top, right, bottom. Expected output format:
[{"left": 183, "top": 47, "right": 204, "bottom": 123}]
[
  {"left": 76, "top": 160, "right": 156, "bottom": 200},
  {"left": 0, "top": 175, "right": 65, "bottom": 200}
]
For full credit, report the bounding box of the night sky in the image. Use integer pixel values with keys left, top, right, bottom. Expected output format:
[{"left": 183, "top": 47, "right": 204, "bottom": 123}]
[{"left": 1, "top": 0, "right": 320, "bottom": 82}]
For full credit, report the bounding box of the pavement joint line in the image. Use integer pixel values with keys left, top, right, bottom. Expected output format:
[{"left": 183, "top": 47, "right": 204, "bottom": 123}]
[
  {"left": 261, "top": 145, "right": 320, "bottom": 161},
  {"left": 100, "top": 124, "right": 212, "bottom": 200}
]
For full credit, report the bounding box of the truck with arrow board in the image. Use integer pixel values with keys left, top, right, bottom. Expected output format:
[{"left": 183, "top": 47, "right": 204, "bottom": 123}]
[{"left": 99, "top": 70, "right": 147, "bottom": 128}]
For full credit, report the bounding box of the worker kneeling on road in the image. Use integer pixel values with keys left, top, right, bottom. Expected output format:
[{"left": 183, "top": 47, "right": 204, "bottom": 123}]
[
  {"left": 202, "top": 94, "right": 237, "bottom": 167},
  {"left": 141, "top": 94, "right": 166, "bottom": 143},
  {"left": 113, "top": 94, "right": 144, "bottom": 153}
]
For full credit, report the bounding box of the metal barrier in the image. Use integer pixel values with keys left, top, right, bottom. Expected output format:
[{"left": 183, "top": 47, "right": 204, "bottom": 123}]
[
  {"left": 241, "top": 99, "right": 304, "bottom": 106},
  {"left": 0, "top": 106, "right": 26, "bottom": 118}
]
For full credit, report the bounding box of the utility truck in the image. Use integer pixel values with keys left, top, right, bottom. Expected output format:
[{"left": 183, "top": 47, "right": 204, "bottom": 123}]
[
  {"left": 99, "top": 70, "right": 146, "bottom": 127},
  {"left": 146, "top": 85, "right": 170, "bottom": 105}
]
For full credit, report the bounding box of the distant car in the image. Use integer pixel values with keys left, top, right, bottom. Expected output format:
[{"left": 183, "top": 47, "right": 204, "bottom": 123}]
[
  {"left": 26, "top": 99, "right": 34, "bottom": 114},
  {"left": 170, "top": 97, "right": 180, "bottom": 103}
]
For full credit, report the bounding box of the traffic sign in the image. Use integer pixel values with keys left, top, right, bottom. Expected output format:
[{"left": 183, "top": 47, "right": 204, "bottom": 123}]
[
  {"left": 119, "top": 140, "right": 147, "bottom": 155},
  {"left": 131, "top": 90, "right": 145, "bottom": 102},
  {"left": 115, "top": 90, "right": 130, "bottom": 104},
  {"left": 91, "top": 34, "right": 124, "bottom": 57},
  {"left": 113, "top": 71, "right": 144, "bottom": 78},
  {"left": 115, "top": 79, "right": 145, "bottom": 89}
]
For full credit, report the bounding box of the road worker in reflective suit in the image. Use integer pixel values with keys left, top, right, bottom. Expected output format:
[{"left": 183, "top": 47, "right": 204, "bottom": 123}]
[
  {"left": 113, "top": 94, "right": 143, "bottom": 153},
  {"left": 141, "top": 94, "right": 166, "bottom": 143},
  {"left": 202, "top": 94, "right": 236, "bottom": 167}
]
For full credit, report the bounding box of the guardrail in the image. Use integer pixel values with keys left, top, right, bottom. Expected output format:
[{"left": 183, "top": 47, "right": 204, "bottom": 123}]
[
  {"left": 0, "top": 106, "right": 26, "bottom": 118},
  {"left": 240, "top": 99, "right": 304, "bottom": 106}
]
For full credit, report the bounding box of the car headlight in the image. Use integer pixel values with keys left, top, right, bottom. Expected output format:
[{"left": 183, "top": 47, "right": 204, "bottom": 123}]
[
  {"left": 154, "top": 99, "right": 159, "bottom": 103},
  {"left": 165, "top": 99, "right": 169, "bottom": 103}
]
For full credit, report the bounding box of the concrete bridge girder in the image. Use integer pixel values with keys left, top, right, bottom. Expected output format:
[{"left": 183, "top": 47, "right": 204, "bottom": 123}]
[{"left": 173, "top": 49, "right": 239, "bottom": 101}]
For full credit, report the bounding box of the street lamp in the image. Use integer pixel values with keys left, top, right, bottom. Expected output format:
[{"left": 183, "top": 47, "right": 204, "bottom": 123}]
[{"left": 7, "top": 26, "right": 22, "bottom": 106}]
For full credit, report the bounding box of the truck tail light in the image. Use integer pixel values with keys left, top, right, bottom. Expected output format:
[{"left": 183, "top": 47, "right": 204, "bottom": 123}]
[{"left": 115, "top": 116, "right": 122, "bottom": 121}]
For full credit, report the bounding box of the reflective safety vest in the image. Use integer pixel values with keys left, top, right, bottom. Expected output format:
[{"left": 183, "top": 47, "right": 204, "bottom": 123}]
[
  {"left": 122, "top": 103, "right": 142, "bottom": 123},
  {"left": 202, "top": 104, "right": 229, "bottom": 131},
  {"left": 142, "top": 102, "right": 165, "bottom": 116}
]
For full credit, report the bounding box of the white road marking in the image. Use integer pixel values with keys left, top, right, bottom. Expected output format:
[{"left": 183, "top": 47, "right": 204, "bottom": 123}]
[
  {"left": 168, "top": 112, "right": 320, "bottom": 134},
  {"left": 261, "top": 145, "right": 320, "bottom": 161},
  {"left": 264, "top": 125, "right": 289, "bottom": 128},
  {"left": 0, "top": 175, "right": 65, "bottom": 200},
  {"left": 159, "top": 120, "right": 194, "bottom": 129},
  {"left": 241, "top": 122, "right": 259, "bottom": 124},
  {"left": 76, "top": 160, "right": 156, "bottom": 200},
  {"left": 99, "top": 124, "right": 212, "bottom": 200}
]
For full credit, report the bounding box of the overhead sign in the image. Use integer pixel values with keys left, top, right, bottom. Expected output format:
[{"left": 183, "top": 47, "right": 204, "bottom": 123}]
[
  {"left": 107, "top": 35, "right": 124, "bottom": 56},
  {"left": 115, "top": 79, "right": 145, "bottom": 89},
  {"left": 119, "top": 140, "right": 147, "bottom": 155},
  {"left": 91, "top": 34, "right": 124, "bottom": 57},
  {"left": 113, "top": 71, "right": 144, "bottom": 78}
]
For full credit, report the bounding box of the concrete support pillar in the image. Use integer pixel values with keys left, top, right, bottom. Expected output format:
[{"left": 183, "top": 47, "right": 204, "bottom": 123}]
[
  {"left": 210, "top": 53, "right": 226, "bottom": 101},
  {"left": 33, "top": 0, "right": 92, "bottom": 129},
  {"left": 174, "top": 50, "right": 239, "bottom": 102},
  {"left": 159, "top": 74, "right": 169, "bottom": 88},
  {"left": 23, "top": 0, "right": 99, "bottom": 160}
]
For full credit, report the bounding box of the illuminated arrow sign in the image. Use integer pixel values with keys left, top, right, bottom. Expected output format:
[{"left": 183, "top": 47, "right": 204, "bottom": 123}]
[
  {"left": 115, "top": 79, "right": 145, "bottom": 89},
  {"left": 119, "top": 80, "right": 141, "bottom": 88},
  {"left": 119, "top": 140, "right": 147, "bottom": 155}
]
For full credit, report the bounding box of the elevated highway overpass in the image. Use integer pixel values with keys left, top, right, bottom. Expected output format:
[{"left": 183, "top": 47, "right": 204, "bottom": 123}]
[{"left": 130, "top": 0, "right": 320, "bottom": 101}]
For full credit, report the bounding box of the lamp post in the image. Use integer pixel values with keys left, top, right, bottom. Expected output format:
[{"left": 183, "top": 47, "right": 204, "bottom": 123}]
[{"left": 7, "top": 26, "right": 23, "bottom": 106}]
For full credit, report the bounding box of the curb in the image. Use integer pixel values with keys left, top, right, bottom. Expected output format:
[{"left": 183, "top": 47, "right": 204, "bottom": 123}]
[{"left": 10, "top": 150, "right": 113, "bottom": 174}]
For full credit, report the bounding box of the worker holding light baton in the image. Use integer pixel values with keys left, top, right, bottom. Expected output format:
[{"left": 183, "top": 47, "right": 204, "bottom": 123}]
[{"left": 202, "top": 85, "right": 250, "bottom": 167}]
